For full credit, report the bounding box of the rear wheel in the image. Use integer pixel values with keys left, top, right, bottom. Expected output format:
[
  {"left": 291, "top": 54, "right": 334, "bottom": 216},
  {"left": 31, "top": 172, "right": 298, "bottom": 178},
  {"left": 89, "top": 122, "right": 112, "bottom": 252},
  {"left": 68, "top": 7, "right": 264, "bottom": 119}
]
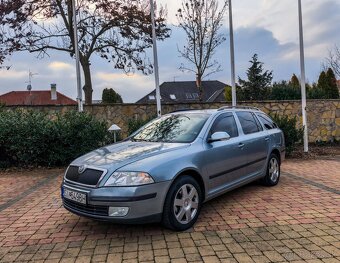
[
  {"left": 262, "top": 153, "right": 280, "bottom": 186},
  {"left": 162, "top": 176, "right": 202, "bottom": 231}
]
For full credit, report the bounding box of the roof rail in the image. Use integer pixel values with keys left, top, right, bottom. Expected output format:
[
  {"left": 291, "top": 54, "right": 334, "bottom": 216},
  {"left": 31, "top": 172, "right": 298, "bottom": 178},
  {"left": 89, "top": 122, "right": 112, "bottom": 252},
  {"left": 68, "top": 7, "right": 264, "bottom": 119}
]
[{"left": 217, "top": 106, "right": 261, "bottom": 111}]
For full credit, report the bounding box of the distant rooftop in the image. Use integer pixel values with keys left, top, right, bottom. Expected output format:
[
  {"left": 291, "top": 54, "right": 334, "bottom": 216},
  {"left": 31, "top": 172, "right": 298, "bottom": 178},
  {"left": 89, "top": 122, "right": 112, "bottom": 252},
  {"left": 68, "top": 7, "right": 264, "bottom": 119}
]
[
  {"left": 0, "top": 90, "right": 77, "bottom": 106},
  {"left": 136, "top": 80, "right": 228, "bottom": 104}
]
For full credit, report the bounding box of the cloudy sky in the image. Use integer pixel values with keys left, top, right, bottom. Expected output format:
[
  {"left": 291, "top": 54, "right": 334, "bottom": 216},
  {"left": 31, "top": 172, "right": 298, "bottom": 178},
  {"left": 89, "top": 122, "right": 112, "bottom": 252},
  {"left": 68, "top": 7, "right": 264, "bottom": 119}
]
[{"left": 0, "top": 0, "right": 339, "bottom": 103}]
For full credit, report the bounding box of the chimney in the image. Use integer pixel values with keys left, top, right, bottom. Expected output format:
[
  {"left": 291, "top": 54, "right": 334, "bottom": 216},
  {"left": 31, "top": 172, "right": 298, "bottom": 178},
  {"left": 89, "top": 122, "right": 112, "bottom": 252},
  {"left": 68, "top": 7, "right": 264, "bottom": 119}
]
[{"left": 51, "top": 84, "right": 57, "bottom": 100}]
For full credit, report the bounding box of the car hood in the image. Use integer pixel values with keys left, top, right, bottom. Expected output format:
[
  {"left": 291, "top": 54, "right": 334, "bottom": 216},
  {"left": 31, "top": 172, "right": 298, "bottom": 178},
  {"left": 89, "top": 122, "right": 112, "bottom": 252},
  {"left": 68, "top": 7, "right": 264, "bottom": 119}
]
[{"left": 71, "top": 140, "right": 190, "bottom": 170}]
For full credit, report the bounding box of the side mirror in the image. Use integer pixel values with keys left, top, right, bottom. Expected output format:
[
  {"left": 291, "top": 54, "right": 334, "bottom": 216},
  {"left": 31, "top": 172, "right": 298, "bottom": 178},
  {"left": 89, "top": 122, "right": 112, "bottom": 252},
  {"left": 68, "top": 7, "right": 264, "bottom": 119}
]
[{"left": 208, "top": 132, "right": 231, "bottom": 143}]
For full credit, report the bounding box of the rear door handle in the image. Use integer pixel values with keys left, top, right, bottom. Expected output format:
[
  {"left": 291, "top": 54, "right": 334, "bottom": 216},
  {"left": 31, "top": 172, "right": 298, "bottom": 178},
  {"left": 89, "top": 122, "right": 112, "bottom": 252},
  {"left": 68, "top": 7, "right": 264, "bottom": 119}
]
[
  {"left": 265, "top": 137, "right": 270, "bottom": 141},
  {"left": 238, "top": 143, "right": 245, "bottom": 148}
]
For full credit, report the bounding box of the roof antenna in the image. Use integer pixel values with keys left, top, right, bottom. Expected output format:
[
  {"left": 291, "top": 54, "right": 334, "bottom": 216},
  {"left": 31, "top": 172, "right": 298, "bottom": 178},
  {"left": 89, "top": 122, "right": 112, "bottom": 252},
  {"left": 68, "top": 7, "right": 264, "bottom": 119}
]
[
  {"left": 0, "top": 65, "right": 11, "bottom": 70},
  {"left": 26, "top": 69, "right": 38, "bottom": 91}
]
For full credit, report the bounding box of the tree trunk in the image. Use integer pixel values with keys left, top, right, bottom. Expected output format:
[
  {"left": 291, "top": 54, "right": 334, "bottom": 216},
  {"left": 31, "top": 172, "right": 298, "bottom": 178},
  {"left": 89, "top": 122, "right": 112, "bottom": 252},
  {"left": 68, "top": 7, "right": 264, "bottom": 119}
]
[
  {"left": 81, "top": 60, "right": 93, "bottom": 105},
  {"left": 196, "top": 73, "right": 203, "bottom": 102}
]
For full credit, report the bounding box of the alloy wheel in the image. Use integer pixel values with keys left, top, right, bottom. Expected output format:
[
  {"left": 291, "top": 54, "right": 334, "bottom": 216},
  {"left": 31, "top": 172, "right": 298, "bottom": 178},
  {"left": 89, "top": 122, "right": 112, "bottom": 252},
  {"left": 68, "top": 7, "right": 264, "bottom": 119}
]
[
  {"left": 269, "top": 157, "right": 279, "bottom": 182},
  {"left": 173, "top": 184, "right": 199, "bottom": 224}
]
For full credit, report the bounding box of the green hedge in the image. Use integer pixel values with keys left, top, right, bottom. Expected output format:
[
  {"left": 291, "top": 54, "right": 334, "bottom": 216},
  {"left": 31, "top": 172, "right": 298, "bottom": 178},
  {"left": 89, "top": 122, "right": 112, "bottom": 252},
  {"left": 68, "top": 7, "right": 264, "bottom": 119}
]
[
  {"left": 271, "top": 114, "right": 303, "bottom": 155},
  {"left": 0, "top": 109, "right": 114, "bottom": 167}
]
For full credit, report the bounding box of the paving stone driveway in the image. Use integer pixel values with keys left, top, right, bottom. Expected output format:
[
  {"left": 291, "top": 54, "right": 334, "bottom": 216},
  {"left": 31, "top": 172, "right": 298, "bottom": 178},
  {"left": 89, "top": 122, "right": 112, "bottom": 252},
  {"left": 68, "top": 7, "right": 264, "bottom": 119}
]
[{"left": 0, "top": 157, "right": 339, "bottom": 263}]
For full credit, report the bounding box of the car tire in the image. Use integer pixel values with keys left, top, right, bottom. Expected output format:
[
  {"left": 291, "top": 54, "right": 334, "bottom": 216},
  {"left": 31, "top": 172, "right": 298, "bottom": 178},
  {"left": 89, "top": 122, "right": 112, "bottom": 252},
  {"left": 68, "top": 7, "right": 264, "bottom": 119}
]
[
  {"left": 262, "top": 153, "right": 281, "bottom": 186},
  {"left": 162, "top": 175, "right": 202, "bottom": 231}
]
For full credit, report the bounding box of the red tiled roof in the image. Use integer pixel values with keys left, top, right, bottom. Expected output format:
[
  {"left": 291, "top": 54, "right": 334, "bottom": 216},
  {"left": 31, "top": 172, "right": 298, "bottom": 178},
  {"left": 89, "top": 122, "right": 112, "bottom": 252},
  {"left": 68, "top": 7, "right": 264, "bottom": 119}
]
[{"left": 0, "top": 91, "right": 77, "bottom": 106}]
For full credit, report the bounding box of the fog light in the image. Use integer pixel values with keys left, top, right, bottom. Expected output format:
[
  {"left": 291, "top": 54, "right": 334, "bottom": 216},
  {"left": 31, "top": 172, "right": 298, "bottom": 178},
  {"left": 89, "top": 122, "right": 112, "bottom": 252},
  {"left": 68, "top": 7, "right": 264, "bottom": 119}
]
[{"left": 108, "top": 207, "right": 129, "bottom": 217}]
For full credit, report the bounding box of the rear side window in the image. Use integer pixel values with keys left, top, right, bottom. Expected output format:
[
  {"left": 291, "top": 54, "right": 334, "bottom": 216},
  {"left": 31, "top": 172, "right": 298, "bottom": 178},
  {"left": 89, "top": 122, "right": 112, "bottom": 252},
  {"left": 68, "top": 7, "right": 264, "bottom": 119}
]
[
  {"left": 210, "top": 113, "right": 238, "bottom": 138},
  {"left": 236, "top": 111, "right": 262, "bottom": 135},
  {"left": 257, "top": 113, "right": 277, "bottom": 130}
]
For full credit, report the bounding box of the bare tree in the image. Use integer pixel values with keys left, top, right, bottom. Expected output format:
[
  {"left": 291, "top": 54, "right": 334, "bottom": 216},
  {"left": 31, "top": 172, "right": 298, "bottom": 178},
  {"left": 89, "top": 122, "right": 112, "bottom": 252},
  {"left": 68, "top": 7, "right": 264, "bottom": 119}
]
[
  {"left": 176, "top": 0, "right": 228, "bottom": 100},
  {"left": 0, "top": 0, "right": 170, "bottom": 104},
  {"left": 325, "top": 45, "right": 340, "bottom": 79}
]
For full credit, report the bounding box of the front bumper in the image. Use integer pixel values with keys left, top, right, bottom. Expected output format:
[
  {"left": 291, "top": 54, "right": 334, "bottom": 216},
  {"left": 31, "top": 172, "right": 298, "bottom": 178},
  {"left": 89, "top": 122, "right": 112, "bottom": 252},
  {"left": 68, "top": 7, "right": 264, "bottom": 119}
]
[{"left": 61, "top": 180, "right": 171, "bottom": 223}]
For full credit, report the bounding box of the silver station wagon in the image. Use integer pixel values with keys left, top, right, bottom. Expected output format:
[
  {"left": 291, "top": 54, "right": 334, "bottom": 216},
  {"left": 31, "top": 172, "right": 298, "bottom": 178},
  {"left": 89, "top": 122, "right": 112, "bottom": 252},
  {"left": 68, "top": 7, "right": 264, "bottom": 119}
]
[{"left": 61, "top": 106, "right": 285, "bottom": 231}]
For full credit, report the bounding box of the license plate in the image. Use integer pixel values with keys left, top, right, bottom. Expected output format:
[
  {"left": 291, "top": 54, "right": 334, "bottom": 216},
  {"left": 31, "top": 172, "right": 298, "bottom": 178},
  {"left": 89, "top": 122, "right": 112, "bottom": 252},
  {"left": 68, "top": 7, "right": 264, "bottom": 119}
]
[{"left": 63, "top": 187, "right": 87, "bottom": 205}]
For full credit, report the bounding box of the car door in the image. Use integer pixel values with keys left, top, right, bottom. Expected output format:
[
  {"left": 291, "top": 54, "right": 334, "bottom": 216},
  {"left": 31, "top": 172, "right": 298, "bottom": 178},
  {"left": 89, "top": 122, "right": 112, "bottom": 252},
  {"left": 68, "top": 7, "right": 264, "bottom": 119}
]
[
  {"left": 257, "top": 112, "right": 284, "bottom": 148},
  {"left": 202, "top": 112, "right": 248, "bottom": 196},
  {"left": 235, "top": 111, "right": 269, "bottom": 178}
]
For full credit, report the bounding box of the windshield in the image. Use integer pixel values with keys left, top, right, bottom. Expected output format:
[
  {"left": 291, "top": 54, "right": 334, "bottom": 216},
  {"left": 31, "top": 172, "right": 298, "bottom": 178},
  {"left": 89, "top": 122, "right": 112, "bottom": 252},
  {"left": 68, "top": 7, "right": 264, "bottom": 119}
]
[{"left": 131, "top": 113, "right": 209, "bottom": 143}]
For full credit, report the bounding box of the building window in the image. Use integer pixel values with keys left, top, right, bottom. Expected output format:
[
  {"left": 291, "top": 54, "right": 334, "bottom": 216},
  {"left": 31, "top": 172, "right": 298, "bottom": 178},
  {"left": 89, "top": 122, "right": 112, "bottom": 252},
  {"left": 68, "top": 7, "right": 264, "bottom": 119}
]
[
  {"left": 185, "top": 93, "right": 193, "bottom": 99},
  {"left": 148, "top": 95, "right": 155, "bottom": 100},
  {"left": 170, "top": 94, "right": 176, "bottom": 100}
]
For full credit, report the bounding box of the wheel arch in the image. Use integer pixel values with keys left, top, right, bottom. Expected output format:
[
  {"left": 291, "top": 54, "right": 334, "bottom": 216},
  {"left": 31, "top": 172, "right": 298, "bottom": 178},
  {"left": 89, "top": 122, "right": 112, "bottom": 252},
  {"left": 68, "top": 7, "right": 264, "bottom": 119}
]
[
  {"left": 271, "top": 148, "right": 281, "bottom": 164},
  {"left": 172, "top": 168, "right": 206, "bottom": 202}
]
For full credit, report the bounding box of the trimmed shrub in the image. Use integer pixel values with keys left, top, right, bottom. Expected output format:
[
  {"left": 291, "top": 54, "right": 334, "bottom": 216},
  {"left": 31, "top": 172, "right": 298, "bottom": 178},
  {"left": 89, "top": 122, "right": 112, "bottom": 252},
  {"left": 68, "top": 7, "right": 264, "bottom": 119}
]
[
  {"left": 270, "top": 81, "right": 301, "bottom": 100},
  {"left": 271, "top": 114, "right": 303, "bottom": 155},
  {"left": 102, "top": 88, "right": 123, "bottom": 103},
  {"left": 0, "top": 109, "right": 113, "bottom": 167},
  {"left": 308, "top": 86, "right": 326, "bottom": 99},
  {"left": 224, "top": 86, "right": 232, "bottom": 101}
]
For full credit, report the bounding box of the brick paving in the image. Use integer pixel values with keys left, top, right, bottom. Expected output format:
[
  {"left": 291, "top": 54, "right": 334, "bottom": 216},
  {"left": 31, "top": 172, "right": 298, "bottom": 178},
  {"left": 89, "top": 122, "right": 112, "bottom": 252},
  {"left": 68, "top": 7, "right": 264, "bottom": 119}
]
[
  {"left": 0, "top": 158, "right": 339, "bottom": 262},
  {"left": 0, "top": 169, "right": 62, "bottom": 207}
]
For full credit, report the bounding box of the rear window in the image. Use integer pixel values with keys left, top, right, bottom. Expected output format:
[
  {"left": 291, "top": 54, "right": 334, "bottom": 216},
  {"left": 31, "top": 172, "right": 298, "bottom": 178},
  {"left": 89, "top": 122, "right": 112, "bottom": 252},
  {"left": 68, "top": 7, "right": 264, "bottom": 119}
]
[
  {"left": 257, "top": 113, "right": 277, "bottom": 130},
  {"left": 236, "top": 111, "right": 262, "bottom": 135}
]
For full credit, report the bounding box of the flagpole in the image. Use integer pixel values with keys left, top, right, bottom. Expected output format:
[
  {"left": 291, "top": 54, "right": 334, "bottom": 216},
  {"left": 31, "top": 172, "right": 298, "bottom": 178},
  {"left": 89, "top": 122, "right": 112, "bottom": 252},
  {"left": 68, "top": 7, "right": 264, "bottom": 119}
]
[
  {"left": 72, "top": 0, "right": 83, "bottom": 112},
  {"left": 150, "top": 0, "right": 161, "bottom": 117},
  {"left": 228, "top": 0, "right": 236, "bottom": 107},
  {"left": 298, "top": 0, "right": 308, "bottom": 152}
]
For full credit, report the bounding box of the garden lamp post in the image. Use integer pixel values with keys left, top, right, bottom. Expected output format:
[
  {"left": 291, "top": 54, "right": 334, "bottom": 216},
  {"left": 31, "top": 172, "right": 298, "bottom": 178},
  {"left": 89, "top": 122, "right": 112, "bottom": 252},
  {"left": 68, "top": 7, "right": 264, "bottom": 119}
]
[
  {"left": 150, "top": 0, "right": 161, "bottom": 117},
  {"left": 298, "top": 0, "right": 308, "bottom": 153},
  {"left": 109, "top": 124, "right": 121, "bottom": 143},
  {"left": 72, "top": 0, "right": 83, "bottom": 112}
]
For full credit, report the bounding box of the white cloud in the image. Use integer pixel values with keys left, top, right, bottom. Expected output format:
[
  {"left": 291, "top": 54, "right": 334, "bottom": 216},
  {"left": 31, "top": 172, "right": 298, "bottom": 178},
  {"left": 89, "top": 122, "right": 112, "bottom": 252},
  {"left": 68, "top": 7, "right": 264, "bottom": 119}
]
[
  {"left": 1, "top": 0, "right": 339, "bottom": 102},
  {"left": 93, "top": 72, "right": 154, "bottom": 103},
  {"left": 95, "top": 72, "right": 138, "bottom": 82},
  {"left": 0, "top": 69, "right": 27, "bottom": 79},
  {"left": 48, "top": 61, "right": 73, "bottom": 71},
  {"left": 162, "top": 0, "right": 340, "bottom": 57}
]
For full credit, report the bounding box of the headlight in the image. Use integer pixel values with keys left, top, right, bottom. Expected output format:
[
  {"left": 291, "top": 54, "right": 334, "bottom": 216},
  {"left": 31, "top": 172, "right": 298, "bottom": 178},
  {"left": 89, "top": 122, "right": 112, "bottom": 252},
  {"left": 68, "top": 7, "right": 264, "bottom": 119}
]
[{"left": 104, "top": 171, "right": 154, "bottom": 186}]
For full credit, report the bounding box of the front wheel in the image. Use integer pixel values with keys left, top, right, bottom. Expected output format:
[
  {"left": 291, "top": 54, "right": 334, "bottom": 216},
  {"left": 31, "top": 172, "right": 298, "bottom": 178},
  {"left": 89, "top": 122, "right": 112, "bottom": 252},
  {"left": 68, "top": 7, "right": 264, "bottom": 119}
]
[
  {"left": 162, "top": 176, "right": 202, "bottom": 231},
  {"left": 262, "top": 153, "right": 281, "bottom": 186}
]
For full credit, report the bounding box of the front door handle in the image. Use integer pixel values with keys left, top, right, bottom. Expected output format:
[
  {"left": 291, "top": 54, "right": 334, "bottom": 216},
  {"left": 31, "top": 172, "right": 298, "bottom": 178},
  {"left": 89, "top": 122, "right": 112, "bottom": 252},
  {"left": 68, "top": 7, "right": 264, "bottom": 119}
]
[
  {"left": 265, "top": 137, "right": 270, "bottom": 141},
  {"left": 238, "top": 143, "right": 245, "bottom": 148}
]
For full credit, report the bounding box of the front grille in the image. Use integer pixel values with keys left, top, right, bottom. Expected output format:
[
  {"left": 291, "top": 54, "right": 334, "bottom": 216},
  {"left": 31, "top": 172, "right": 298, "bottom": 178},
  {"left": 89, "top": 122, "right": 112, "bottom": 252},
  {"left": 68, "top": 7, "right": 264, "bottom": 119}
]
[
  {"left": 63, "top": 198, "right": 109, "bottom": 216},
  {"left": 65, "top": 166, "right": 103, "bottom": 186}
]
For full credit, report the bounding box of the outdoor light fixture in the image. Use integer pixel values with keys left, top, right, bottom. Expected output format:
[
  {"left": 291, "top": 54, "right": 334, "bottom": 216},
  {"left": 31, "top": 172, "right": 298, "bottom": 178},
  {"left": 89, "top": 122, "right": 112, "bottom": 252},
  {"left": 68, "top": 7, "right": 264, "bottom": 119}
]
[{"left": 108, "top": 124, "right": 121, "bottom": 142}]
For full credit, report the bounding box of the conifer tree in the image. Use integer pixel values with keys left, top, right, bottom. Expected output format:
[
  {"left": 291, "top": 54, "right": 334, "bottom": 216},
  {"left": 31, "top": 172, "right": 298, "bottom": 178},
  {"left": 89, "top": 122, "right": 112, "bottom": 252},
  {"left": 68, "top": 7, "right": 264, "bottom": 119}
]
[
  {"left": 317, "top": 71, "right": 328, "bottom": 91},
  {"left": 325, "top": 68, "right": 339, "bottom": 99},
  {"left": 238, "top": 54, "right": 273, "bottom": 100},
  {"left": 289, "top": 74, "right": 300, "bottom": 87}
]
